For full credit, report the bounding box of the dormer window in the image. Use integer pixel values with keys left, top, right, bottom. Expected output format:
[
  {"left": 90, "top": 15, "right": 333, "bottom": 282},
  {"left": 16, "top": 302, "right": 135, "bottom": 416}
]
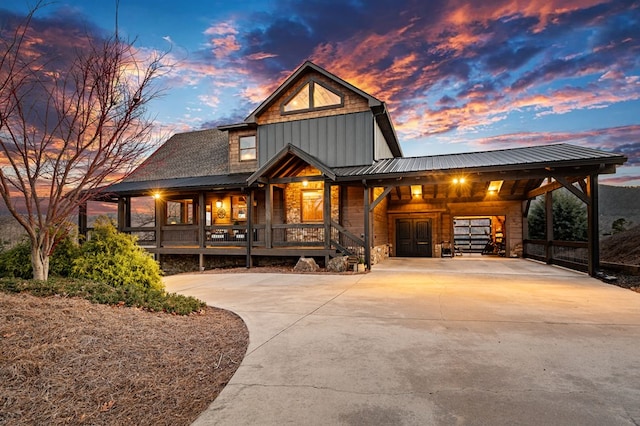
[{"left": 282, "top": 79, "right": 343, "bottom": 113}]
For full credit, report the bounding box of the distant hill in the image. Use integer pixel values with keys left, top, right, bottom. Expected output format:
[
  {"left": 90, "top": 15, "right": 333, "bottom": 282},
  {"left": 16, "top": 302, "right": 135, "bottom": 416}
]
[
  {"left": 0, "top": 216, "right": 27, "bottom": 248},
  {"left": 599, "top": 185, "right": 640, "bottom": 234},
  {"left": 601, "top": 224, "right": 640, "bottom": 266}
]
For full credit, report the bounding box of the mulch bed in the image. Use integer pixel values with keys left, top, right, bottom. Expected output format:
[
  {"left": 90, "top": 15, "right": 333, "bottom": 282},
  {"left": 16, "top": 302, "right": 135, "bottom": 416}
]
[{"left": 0, "top": 292, "right": 248, "bottom": 425}]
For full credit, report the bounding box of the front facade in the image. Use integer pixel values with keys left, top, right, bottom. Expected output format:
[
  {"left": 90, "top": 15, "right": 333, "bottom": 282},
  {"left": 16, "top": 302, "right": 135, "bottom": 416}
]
[{"left": 90, "top": 61, "right": 627, "bottom": 275}]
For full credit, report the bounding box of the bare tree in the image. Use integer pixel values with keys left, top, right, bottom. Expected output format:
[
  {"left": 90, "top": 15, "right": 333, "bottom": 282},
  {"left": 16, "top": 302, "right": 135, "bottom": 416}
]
[{"left": 0, "top": 3, "right": 167, "bottom": 280}]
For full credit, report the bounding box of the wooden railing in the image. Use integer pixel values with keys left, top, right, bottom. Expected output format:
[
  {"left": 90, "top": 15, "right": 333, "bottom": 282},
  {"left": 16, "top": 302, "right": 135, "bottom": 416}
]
[
  {"left": 523, "top": 239, "right": 588, "bottom": 272},
  {"left": 122, "top": 222, "right": 365, "bottom": 259},
  {"left": 272, "top": 223, "right": 325, "bottom": 246},
  {"left": 330, "top": 221, "right": 365, "bottom": 259}
]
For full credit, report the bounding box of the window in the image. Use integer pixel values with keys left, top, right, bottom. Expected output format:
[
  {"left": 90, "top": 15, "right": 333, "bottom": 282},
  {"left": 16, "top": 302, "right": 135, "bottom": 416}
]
[
  {"left": 239, "top": 135, "right": 256, "bottom": 161},
  {"left": 232, "top": 196, "right": 247, "bottom": 221},
  {"left": 283, "top": 80, "right": 343, "bottom": 113},
  {"left": 301, "top": 190, "right": 323, "bottom": 222},
  {"left": 166, "top": 198, "right": 194, "bottom": 225}
]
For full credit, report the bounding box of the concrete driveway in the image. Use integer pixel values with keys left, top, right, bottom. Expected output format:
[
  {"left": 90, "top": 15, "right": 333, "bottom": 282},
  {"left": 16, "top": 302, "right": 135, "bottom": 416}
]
[{"left": 164, "top": 257, "right": 640, "bottom": 426}]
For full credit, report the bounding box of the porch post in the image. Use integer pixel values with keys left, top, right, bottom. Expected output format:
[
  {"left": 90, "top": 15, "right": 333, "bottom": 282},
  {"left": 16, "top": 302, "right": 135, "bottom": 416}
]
[
  {"left": 545, "top": 189, "right": 553, "bottom": 264},
  {"left": 155, "top": 196, "right": 163, "bottom": 250},
  {"left": 587, "top": 174, "right": 599, "bottom": 276},
  {"left": 78, "top": 202, "right": 87, "bottom": 240},
  {"left": 199, "top": 192, "right": 206, "bottom": 271},
  {"left": 324, "top": 181, "right": 332, "bottom": 266},
  {"left": 117, "top": 197, "right": 126, "bottom": 231},
  {"left": 265, "top": 183, "right": 273, "bottom": 249},
  {"left": 198, "top": 192, "right": 206, "bottom": 249},
  {"left": 246, "top": 190, "right": 254, "bottom": 268},
  {"left": 363, "top": 182, "right": 371, "bottom": 270}
]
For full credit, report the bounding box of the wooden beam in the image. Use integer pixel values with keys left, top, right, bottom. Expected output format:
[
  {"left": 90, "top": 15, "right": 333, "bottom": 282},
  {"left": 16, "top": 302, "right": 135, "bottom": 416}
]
[
  {"left": 117, "top": 198, "right": 126, "bottom": 231},
  {"left": 527, "top": 180, "right": 563, "bottom": 199},
  {"left": 545, "top": 190, "right": 553, "bottom": 264},
  {"left": 324, "top": 182, "right": 331, "bottom": 250},
  {"left": 246, "top": 190, "right": 253, "bottom": 268},
  {"left": 198, "top": 192, "right": 206, "bottom": 249},
  {"left": 155, "top": 197, "right": 163, "bottom": 250},
  {"left": 369, "top": 186, "right": 393, "bottom": 212},
  {"left": 363, "top": 184, "right": 371, "bottom": 270},
  {"left": 587, "top": 174, "right": 599, "bottom": 277},
  {"left": 265, "top": 184, "right": 273, "bottom": 249},
  {"left": 550, "top": 174, "right": 589, "bottom": 204},
  {"left": 268, "top": 175, "right": 325, "bottom": 184},
  {"left": 78, "top": 203, "right": 88, "bottom": 238}
]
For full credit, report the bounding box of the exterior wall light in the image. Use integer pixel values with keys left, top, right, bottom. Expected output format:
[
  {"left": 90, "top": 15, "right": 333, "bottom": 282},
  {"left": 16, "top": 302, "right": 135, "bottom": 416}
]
[
  {"left": 487, "top": 180, "right": 503, "bottom": 194},
  {"left": 153, "top": 192, "right": 161, "bottom": 200},
  {"left": 411, "top": 185, "right": 422, "bottom": 197},
  {"left": 302, "top": 180, "right": 309, "bottom": 187},
  {"left": 215, "top": 199, "right": 223, "bottom": 209}
]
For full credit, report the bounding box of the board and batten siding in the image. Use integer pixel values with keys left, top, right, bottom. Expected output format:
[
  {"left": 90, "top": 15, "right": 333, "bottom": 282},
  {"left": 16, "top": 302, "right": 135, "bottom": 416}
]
[
  {"left": 374, "top": 120, "right": 394, "bottom": 161},
  {"left": 258, "top": 111, "right": 375, "bottom": 168}
]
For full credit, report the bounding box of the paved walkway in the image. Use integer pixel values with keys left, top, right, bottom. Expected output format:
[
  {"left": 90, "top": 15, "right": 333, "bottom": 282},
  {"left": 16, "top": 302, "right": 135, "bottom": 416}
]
[{"left": 164, "top": 257, "right": 640, "bottom": 426}]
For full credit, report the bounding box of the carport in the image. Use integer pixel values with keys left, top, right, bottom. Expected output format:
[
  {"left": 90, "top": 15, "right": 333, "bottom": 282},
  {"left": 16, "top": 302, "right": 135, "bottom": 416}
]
[{"left": 337, "top": 144, "right": 627, "bottom": 275}]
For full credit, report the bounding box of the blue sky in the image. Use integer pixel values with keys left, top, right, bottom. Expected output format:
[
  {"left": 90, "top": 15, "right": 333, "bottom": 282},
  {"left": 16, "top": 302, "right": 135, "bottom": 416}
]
[{"left": 2, "top": 0, "right": 640, "bottom": 185}]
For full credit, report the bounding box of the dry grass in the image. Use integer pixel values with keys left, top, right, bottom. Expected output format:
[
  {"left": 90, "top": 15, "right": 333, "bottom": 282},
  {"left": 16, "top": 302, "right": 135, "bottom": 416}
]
[{"left": 0, "top": 292, "right": 248, "bottom": 425}]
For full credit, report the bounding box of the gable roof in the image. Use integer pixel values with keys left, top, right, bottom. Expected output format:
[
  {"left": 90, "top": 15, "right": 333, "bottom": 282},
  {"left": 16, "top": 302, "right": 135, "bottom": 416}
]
[
  {"left": 245, "top": 61, "right": 385, "bottom": 122},
  {"left": 219, "top": 61, "right": 403, "bottom": 158},
  {"left": 247, "top": 144, "right": 336, "bottom": 185},
  {"left": 123, "top": 128, "right": 229, "bottom": 182},
  {"left": 333, "top": 144, "right": 627, "bottom": 180}
]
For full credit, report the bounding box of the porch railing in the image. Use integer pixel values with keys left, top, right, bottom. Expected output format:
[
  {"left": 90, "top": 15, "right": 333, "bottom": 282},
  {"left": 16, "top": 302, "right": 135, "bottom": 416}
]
[
  {"left": 330, "top": 220, "right": 365, "bottom": 260},
  {"left": 122, "top": 222, "right": 366, "bottom": 259},
  {"left": 272, "top": 223, "right": 325, "bottom": 246},
  {"left": 523, "top": 239, "right": 588, "bottom": 272}
]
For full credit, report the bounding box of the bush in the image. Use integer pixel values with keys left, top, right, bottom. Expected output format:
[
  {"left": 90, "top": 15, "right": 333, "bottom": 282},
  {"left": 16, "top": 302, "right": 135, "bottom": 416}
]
[
  {"left": 73, "top": 217, "right": 163, "bottom": 291},
  {"left": 0, "top": 239, "right": 33, "bottom": 279},
  {"left": 0, "top": 217, "right": 204, "bottom": 315},
  {"left": 0, "top": 235, "right": 81, "bottom": 279},
  {"left": 0, "top": 277, "right": 206, "bottom": 315}
]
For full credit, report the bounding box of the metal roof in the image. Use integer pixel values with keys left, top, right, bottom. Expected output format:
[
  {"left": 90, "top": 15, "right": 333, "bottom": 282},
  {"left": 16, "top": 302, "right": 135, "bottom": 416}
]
[
  {"left": 333, "top": 144, "right": 627, "bottom": 178},
  {"left": 101, "top": 173, "right": 251, "bottom": 196}
]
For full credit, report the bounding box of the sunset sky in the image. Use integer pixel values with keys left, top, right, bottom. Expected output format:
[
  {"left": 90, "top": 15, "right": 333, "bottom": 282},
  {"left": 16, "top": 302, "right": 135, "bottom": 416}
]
[{"left": 2, "top": 0, "right": 639, "bottom": 185}]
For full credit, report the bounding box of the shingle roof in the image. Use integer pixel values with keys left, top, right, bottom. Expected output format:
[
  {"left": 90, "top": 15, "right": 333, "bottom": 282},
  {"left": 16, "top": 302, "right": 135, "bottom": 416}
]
[
  {"left": 333, "top": 143, "right": 626, "bottom": 178},
  {"left": 102, "top": 173, "right": 251, "bottom": 196},
  {"left": 124, "top": 128, "right": 229, "bottom": 182}
]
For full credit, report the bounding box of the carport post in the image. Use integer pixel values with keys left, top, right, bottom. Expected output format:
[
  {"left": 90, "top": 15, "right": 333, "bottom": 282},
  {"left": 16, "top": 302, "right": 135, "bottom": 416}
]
[
  {"left": 363, "top": 182, "right": 371, "bottom": 270},
  {"left": 545, "top": 190, "right": 553, "bottom": 264},
  {"left": 587, "top": 174, "right": 599, "bottom": 276}
]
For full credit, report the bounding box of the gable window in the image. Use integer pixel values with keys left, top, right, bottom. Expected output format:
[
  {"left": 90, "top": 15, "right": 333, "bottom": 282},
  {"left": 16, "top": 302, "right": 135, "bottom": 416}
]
[
  {"left": 283, "top": 80, "right": 343, "bottom": 113},
  {"left": 301, "top": 190, "right": 323, "bottom": 222},
  {"left": 239, "top": 135, "right": 256, "bottom": 161}
]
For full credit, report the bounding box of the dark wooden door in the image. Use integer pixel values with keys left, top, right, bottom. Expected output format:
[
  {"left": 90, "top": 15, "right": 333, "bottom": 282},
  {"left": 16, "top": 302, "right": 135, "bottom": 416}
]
[{"left": 396, "top": 219, "right": 432, "bottom": 257}]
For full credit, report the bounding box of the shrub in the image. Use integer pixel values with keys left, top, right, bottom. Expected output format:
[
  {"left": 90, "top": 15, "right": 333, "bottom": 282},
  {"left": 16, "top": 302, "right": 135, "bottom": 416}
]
[
  {"left": 0, "top": 235, "right": 81, "bottom": 279},
  {"left": 49, "top": 233, "right": 81, "bottom": 277},
  {"left": 0, "top": 239, "right": 32, "bottom": 279},
  {"left": 0, "top": 277, "right": 206, "bottom": 315},
  {"left": 73, "top": 217, "right": 164, "bottom": 291}
]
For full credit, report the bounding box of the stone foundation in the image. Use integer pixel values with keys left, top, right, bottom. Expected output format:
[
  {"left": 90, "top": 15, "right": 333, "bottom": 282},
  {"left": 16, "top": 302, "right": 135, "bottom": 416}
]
[{"left": 371, "top": 244, "right": 390, "bottom": 265}]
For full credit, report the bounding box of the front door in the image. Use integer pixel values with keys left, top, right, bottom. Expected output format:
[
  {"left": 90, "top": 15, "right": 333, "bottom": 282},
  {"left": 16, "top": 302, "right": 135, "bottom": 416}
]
[{"left": 396, "top": 219, "right": 432, "bottom": 257}]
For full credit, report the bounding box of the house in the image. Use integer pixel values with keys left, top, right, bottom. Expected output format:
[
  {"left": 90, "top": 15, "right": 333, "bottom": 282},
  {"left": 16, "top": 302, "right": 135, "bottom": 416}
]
[{"left": 86, "top": 61, "right": 627, "bottom": 275}]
